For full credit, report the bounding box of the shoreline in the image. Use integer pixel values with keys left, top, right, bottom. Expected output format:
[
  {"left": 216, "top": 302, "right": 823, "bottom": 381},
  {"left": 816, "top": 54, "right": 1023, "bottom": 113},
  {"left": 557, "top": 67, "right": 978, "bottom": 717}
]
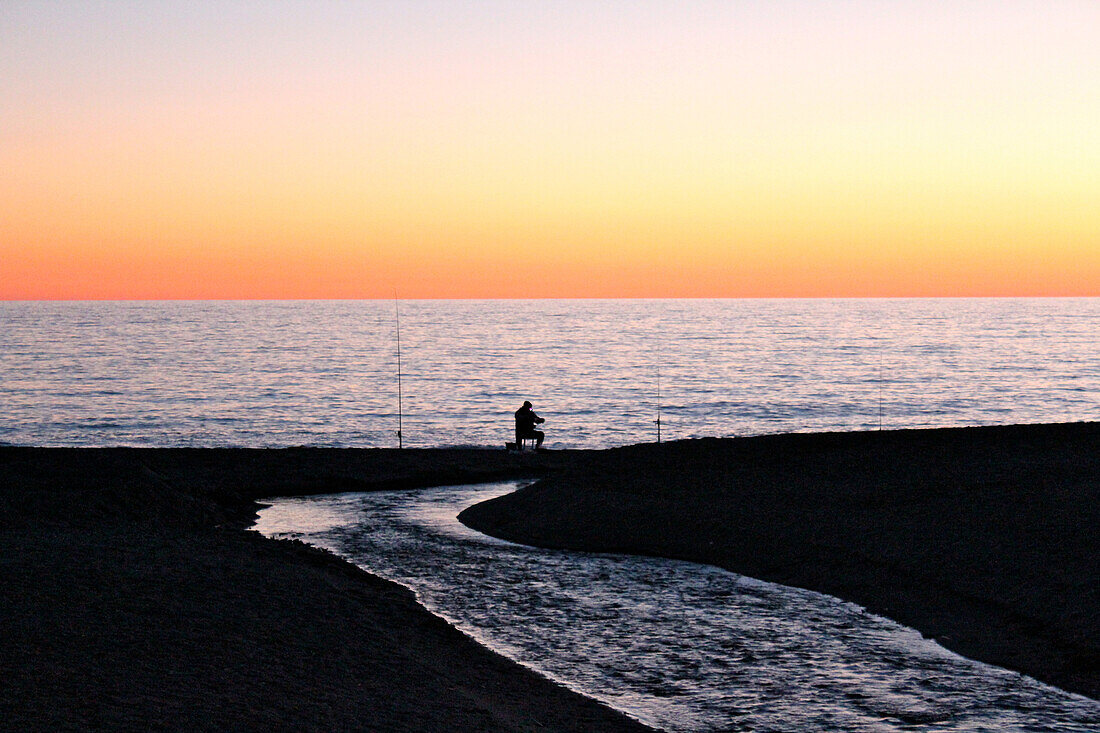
[
  {"left": 460, "top": 422, "right": 1100, "bottom": 701},
  {"left": 0, "top": 446, "right": 647, "bottom": 732},
  {"left": 3, "top": 422, "right": 1097, "bottom": 728}
]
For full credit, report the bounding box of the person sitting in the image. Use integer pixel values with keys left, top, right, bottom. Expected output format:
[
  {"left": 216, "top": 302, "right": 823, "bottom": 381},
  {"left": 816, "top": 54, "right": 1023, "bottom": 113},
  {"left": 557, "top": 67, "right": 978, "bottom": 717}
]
[{"left": 514, "top": 401, "right": 545, "bottom": 450}]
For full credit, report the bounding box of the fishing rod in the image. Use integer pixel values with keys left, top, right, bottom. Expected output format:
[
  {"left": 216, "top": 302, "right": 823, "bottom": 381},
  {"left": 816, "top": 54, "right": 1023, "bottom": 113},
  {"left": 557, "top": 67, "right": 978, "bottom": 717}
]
[
  {"left": 878, "top": 344, "right": 883, "bottom": 432},
  {"left": 395, "top": 297, "right": 403, "bottom": 449},
  {"left": 656, "top": 362, "right": 662, "bottom": 444}
]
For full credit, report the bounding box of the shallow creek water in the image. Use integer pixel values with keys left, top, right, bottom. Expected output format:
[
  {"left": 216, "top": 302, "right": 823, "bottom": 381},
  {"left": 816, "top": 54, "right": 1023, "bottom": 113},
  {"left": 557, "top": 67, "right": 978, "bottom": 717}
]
[{"left": 253, "top": 482, "right": 1099, "bottom": 732}]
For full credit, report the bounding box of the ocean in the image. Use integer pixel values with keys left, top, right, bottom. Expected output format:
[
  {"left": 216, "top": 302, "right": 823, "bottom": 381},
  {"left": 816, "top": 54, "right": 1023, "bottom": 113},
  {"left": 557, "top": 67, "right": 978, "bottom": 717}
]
[{"left": 2, "top": 299, "right": 1097, "bottom": 448}]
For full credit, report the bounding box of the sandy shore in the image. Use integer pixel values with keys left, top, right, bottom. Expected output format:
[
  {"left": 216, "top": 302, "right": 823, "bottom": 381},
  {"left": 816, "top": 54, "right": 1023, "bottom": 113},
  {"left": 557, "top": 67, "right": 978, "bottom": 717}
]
[
  {"left": 0, "top": 447, "right": 648, "bottom": 732},
  {"left": 461, "top": 422, "right": 1100, "bottom": 701},
  {"left": 3, "top": 424, "right": 1097, "bottom": 730}
]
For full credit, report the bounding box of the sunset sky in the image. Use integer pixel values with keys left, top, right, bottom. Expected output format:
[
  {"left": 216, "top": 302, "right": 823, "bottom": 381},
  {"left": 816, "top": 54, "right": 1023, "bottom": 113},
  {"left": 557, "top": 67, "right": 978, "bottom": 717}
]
[{"left": 3, "top": 1, "right": 1099, "bottom": 299}]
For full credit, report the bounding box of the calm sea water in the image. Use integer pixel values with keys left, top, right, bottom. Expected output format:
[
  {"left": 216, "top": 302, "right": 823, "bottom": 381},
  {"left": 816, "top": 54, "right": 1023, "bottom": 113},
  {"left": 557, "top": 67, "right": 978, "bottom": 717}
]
[
  {"left": 2, "top": 299, "right": 1098, "bottom": 448},
  {"left": 255, "top": 482, "right": 1100, "bottom": 731}
]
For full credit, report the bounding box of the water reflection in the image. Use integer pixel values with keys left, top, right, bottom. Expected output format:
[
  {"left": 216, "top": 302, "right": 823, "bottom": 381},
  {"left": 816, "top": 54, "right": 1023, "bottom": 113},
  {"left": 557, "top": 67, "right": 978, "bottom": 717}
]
[
  {"left": 255, "top": 482, "right": 1100, "bottom": 732},
  {"left": 4, "top": 299, "right": 1100, "bottom": 448}
]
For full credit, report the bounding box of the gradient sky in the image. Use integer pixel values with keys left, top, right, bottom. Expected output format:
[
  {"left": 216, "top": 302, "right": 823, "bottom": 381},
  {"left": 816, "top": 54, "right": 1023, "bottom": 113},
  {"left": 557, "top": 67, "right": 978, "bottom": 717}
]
[{"left": 3, "top": 1, "right": 1099, "bottom": 298}]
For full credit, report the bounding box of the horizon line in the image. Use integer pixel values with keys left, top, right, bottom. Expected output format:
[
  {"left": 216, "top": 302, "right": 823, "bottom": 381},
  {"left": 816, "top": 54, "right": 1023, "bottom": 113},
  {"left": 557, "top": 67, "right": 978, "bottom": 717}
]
[{"left": 4, "top": 295, "right": 1099, "bottom": 303}]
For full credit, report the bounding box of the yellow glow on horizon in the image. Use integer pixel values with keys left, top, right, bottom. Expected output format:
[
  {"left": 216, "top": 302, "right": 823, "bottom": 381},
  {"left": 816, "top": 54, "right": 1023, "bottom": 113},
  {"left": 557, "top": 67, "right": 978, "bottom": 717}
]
[{"left": 3, "top": 2, "right": 1099, "bottom": 299}]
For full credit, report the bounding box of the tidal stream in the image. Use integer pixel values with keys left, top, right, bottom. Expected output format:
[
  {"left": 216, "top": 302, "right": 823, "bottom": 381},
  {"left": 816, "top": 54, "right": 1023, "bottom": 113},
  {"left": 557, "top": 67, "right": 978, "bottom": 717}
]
[{"left": 253, "top": 482, "right": 1099, "bottom": 732}]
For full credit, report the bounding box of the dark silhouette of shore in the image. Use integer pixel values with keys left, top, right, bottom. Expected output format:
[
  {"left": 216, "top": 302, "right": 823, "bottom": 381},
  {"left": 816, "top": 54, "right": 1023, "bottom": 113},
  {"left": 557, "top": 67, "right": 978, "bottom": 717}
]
[
  {"left": 0, "top": 446, "right": 645, "bottom": 732},
  {"left": 2, "top": 423, "right": 1097, "bottom": 729},
  {"left": 461, "top": 422, "right": 1100, "bottom": 701}
]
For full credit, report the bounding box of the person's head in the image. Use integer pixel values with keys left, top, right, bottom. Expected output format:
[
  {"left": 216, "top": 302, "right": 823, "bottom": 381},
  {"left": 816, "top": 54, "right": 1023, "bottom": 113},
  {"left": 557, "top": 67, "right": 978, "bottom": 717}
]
[{"left": 523, "top": 401, "right": 532, "bottom": 408}]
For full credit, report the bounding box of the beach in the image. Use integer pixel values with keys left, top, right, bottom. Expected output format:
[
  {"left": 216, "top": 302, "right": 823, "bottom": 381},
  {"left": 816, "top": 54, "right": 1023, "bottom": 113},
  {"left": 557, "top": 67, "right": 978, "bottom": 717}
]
[
  {"left": 462, "top": 422, "right": 1100, "bottom": 701},
  {"left": 0, "top": 447, "right": 646, "bottom": 732},
  {"left": 2, "top": 424, "right": 1098, "bottom": 730}
]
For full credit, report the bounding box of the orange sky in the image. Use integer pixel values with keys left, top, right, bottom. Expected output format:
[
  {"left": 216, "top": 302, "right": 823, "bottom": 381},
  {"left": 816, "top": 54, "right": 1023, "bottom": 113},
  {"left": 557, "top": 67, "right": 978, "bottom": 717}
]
[{"left": 3, "top": 2, "right": 1099, "bottom": 299}]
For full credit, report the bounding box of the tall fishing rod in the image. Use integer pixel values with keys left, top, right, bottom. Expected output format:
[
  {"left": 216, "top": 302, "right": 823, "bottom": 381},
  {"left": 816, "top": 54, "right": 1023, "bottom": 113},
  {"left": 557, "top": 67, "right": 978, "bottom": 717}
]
[
  {"left": 655, "top": 331, "right": 663, "bottom": 444},
  {"left": 395, "top": 297, "right": 403, "bottom": 449},
  {"left": 878, "top": 344, "right": 884, "bottom": 432},
  {"left": 656, "top": 362, "right": 662, "bottom": 444}
]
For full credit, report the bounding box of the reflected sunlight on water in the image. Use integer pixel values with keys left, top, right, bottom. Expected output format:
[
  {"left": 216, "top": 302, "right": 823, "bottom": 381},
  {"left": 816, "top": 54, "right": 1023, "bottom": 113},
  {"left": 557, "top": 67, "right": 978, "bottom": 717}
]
[
  {"left": 3, "top": 299, "right": 1098, "bottom": 448},
  {"left": 255, "top": 482, "right": 1100, "bottom": 732}
]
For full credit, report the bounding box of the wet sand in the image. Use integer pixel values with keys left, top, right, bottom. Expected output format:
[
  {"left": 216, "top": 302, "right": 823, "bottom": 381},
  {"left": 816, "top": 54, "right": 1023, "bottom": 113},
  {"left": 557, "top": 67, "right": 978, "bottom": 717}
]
[
  {"left": 461, "top": 422, "right": 1100, "bottom": 701},
  {"left": 3, "top": 423, "right": 1097, "bottom": 730}
]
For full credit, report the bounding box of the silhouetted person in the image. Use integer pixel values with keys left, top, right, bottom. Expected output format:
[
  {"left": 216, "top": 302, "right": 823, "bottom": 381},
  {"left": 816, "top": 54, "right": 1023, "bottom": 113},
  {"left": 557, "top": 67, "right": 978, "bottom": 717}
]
[{"left": 514, "top": 400, "right": 545, "bottom": 450}]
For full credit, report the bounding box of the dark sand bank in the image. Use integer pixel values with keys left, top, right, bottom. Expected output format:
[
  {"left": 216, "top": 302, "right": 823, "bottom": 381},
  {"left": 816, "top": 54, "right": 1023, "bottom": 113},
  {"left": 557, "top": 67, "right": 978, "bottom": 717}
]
[
  {"left": 4, "top": 425, "right": 1098, "bottom": 730},
  {"left": 461, "top": 422, "right": 1100, "bottom": 700},
  {"left": 1, "top": 447, "right": 649, "bottom": 732}
]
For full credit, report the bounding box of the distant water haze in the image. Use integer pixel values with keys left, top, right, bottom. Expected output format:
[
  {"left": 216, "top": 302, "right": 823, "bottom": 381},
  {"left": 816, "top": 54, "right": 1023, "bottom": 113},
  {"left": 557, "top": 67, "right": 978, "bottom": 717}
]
[{"left": 2, "top": 299, "right": 1098, "bottom": 448}]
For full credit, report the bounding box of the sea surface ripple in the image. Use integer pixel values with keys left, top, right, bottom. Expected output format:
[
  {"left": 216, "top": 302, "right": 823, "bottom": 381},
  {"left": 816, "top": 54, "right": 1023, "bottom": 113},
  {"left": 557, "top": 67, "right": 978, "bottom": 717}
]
[{"left": 3, "top": 299, "right": 1098, "bottom": 448}]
